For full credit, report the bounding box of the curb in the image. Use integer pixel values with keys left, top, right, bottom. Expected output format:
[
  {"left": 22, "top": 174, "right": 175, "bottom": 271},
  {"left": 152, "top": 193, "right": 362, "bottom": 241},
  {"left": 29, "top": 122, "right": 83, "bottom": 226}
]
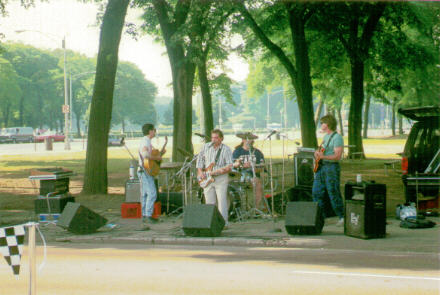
[{"left": 55, "top": 235, "right": 328, "bottom": 248}]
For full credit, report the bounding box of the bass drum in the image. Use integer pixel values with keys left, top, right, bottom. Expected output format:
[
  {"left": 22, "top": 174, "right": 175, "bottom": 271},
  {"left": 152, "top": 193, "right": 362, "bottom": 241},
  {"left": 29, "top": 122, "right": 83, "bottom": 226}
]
[{"left": 199, "top": 184, "right": 242, "bottom": 221}]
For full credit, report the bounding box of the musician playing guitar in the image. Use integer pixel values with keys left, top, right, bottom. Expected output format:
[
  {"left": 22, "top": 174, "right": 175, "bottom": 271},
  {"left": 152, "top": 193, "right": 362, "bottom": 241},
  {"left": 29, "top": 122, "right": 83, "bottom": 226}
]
[
  {"left": 312, "top": 114, "right": 345, "bottom": 227},
  {"left": 138, "top": 123, "right": 167, "bottom": 229},
  {"left": 196, "top": 129, "right": 233, "bottom": 227}
]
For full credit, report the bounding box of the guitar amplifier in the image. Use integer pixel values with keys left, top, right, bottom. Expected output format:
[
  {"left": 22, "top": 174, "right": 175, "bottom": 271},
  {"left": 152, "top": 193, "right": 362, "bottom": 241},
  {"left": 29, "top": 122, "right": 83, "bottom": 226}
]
[
  {"left": 125, "top": 179, "right": 140, "bottom": 203},
  {"left": 294, "top": 152, "right": 315, "bottom": 187}
]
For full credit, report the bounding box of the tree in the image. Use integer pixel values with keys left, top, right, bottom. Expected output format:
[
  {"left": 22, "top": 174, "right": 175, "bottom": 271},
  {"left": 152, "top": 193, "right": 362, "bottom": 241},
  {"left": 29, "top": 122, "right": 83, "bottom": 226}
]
[
  {"left": 112, "top": 61, "right": 157, "bottom": 131},
  {"left": 135, "top": 0, "right": 196, "bottom": 161},
  {"left": 235, "top": 1, "right": 318, "bottom": 147},
  {"left": 314, "top": 2, "right": 386, "bottom": 158},
  {"left": 83, "top": 0, "right": 129, "bottom": 194},
  {"left": 0, "top": 57, "right": 21, "bottom": 126}
]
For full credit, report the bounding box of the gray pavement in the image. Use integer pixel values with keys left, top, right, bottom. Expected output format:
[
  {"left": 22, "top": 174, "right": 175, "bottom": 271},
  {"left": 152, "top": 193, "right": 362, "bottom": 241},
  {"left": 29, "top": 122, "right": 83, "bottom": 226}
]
[{"left": 42, "top": 213, "right": 440, "bottom": 254}]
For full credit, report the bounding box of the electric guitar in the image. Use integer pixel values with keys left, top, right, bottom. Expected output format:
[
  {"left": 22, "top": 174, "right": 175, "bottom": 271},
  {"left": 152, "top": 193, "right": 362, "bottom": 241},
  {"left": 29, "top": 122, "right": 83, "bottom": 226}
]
[
  {"left": 144, "top": 136, "right": 168, "bottom": 177},
  {"left": 198, "top": 162, "right": 216, "bottom": 188},
  {"left": 313, "top": 145, "right": 325, "bottom": 173}
]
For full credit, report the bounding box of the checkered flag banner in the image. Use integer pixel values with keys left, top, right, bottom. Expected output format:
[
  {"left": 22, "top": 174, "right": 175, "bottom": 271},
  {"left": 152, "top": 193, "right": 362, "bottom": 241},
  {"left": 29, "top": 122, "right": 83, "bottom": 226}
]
[{"left": 0, "top": 225, "right": 25, "bottom": 277}]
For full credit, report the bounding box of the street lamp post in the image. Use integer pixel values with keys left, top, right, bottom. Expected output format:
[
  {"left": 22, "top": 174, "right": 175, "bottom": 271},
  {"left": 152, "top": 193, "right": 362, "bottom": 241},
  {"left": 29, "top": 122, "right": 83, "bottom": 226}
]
[{"left": 15, "top": 30, "right": 70, "bottom": 150}]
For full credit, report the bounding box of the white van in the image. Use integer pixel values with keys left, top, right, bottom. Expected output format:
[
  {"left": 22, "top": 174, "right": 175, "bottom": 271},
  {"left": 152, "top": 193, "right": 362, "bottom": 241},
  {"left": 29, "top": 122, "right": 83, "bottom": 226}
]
[{"left": 0, "top": 127, "right": 34, "bottom": 143}]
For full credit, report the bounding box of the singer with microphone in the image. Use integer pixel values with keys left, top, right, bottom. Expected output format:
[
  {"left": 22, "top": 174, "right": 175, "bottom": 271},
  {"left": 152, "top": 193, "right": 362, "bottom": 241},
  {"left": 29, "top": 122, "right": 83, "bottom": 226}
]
[{"left": 196, "top": 129, "right": 233, "bottom": 228}]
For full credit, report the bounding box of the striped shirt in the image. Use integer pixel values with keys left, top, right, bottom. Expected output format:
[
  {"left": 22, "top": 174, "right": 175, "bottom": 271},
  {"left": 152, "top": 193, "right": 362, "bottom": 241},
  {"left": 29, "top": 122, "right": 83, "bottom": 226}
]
[{"left": 196, "top": 142, "right": 233, "bottom": 171}]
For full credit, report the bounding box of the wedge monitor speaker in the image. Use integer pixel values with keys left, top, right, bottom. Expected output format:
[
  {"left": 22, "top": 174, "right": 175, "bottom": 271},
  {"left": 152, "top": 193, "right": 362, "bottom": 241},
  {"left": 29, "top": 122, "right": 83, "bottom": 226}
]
[
  {"left": 58, "top": 203, "right": 108, "bottom": 234},
  {"left": 285, "top": 201, "right": 324, "bottom": 235},
  {"left": 182, "top": 204, "right": 225, "bottom": 237}
]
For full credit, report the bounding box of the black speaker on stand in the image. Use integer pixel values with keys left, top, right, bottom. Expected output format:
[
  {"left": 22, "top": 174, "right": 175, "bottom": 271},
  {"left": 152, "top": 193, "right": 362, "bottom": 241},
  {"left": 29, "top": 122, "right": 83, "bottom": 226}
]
[
  {"left": 344, "top": 181, "right": 386, "bottom": 239},
  {"left": 294, "top": 150, "right": 315, "bottom": 187}
]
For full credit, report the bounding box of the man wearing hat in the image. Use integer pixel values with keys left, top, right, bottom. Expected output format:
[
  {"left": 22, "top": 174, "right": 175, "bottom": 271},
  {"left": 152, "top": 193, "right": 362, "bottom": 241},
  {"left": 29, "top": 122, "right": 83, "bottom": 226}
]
[{"left": 233, "top": 132, "right": 265, "bottom": 210}]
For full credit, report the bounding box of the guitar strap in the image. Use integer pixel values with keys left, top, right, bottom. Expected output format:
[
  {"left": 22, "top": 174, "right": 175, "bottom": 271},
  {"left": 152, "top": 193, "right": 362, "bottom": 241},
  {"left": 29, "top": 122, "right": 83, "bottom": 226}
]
[
  {"left": 322, "top": 132, "right": 337, "bottom": 153},
  {"left": 139, "top": 151, "right": 153, "bottom": 176},
  {"left": 208, "top": 145, "right": 222, "bottom": 170}
]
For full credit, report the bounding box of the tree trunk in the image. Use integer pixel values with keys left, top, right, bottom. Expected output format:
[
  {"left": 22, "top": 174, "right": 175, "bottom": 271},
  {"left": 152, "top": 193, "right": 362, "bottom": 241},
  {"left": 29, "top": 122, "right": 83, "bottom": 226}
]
[
  {"left": 391, "top": 101, "right": 396, "bottom": 136},
  {"left": 363, "top": 94, "right": 371, "bottom": 139},
  {"left": 152, "top": 0, "right": 194, "bottom": 161},
  {"left": 18, "top": 94, "right": 24, "bottom": 126},
  {"left": 122, "top": 118, "right": 126, "bottom": 133},
  {"left": 171, "top": 62, "right": 196, "bottom": 160},
  {"left": 314, "top": 97, "right": 324, "bottom": 126},
  {"left": 288, "top": 5, "right": 317, "bottom": 148},
  {"left": 398, "top": 115, "right": 403, "bottom": 135},
  {"left": 198, "top": 61, "right": 214, "bottom": 138},
  {"left": 348, "top": 58, "right": 365, "bottom": 159},
  {"left": 74, "top": 108, "right": 82, "bottom": 137},
  {"left": 337, "top": 107, "right": 344, "bottom": 136},
  {"left": 83, "top": 0, "right": 129, "bottom": 194}
]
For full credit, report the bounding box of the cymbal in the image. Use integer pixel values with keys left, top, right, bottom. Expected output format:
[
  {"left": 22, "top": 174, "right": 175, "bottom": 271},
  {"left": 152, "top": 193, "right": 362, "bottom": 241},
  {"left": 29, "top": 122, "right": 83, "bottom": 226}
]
[
  {"left": 236, "top": 132, "right": 258, "bottom": 140},
  {"left": 177, "top": 147, "right": 193, "bottom": 158}
]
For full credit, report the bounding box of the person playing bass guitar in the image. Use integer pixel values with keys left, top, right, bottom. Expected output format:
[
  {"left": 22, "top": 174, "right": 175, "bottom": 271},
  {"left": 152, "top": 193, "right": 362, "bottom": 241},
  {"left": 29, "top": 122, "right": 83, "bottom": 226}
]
[
  {"left": 196, "top": 129, "right": 233, "bottom": 228},
  {"left": 138, "top": 123, "right": 167, "bottom": 229},
  {"left": 312, "top": 114, "right": 345, "bottom": 227}
]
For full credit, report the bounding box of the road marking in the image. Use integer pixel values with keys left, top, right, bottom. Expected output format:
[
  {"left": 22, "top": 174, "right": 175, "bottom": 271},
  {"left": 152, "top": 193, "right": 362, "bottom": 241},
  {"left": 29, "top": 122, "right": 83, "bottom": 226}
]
[{"left": 290, "top": 270, "right": 440, "bottom": 281}]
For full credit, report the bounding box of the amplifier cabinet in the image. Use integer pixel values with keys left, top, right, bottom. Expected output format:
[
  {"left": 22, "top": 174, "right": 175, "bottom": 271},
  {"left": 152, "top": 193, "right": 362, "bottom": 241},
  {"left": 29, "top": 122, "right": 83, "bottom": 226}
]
[
  {"left": 40, "top": 178, "right": 70, "bottom": 195},
  {"left": 344, "top": 181, "right": 386, "bottom": 239},
  {"left": 35, "top": 195, "right": 75, "bottom": 214},
  {"left": 125, "top": 179, "right": 140, "bottom": 203},
  {"left": 294, "top": 152, "right": 315, "bottom": 187}
]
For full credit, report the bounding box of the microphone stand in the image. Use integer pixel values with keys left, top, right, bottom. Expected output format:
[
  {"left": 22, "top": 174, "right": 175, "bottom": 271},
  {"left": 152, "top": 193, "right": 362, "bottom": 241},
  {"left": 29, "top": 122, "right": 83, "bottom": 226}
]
[
  {"left": 264, "top": 130, "right": 281, "bottom": 232},
  {"left": 171, "top": 154, "right": 199, "bottom": 217}
]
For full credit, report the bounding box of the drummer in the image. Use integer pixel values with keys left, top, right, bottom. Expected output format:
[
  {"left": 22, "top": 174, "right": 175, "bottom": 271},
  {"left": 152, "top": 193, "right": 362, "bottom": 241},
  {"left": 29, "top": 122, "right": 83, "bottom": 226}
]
[{"left": 232, "top": 132, "right": 265, "bottom": 210}]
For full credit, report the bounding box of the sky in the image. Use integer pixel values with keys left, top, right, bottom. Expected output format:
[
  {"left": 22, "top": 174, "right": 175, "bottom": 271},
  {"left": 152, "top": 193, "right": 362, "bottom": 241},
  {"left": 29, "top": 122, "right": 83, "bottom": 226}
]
[{"left": 1, "top": 0, "right": 249, "bottom": 98}]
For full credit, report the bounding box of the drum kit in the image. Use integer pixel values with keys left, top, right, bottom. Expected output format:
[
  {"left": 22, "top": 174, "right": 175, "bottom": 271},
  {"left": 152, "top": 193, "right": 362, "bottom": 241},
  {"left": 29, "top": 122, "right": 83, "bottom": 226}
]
[{"left": 158, "top": 131, "right": 281, "bottom": 222}]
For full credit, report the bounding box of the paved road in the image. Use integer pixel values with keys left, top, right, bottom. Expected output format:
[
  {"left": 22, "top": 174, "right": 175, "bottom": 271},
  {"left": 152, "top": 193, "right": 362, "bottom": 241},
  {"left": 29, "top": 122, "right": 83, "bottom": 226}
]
[{"left": 1, "top": 243, "right": 438, "bottom": 295}]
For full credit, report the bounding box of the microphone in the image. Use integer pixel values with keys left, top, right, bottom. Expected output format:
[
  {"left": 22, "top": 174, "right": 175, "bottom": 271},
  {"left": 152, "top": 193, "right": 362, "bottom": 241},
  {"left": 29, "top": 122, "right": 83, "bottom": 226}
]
[{"left": 265, "top": 130, "right": 278, "bottom": 140}]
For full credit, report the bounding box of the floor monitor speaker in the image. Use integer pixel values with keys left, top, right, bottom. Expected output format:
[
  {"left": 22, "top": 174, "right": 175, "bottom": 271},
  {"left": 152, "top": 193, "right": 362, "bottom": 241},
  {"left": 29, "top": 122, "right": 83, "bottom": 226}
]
[
  {"left": 182, "top": 204, "right": 225, "bottom": 237},
  {"left": 285, "top": 201, "right": 324, "bottom": 235},
  {"left": 58, "top": 203, "right": 108, "bottom": 234}
]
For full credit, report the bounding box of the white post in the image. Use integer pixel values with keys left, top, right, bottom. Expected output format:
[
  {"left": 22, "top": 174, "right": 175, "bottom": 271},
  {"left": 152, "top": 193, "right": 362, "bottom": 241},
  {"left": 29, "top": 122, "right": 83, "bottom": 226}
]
[
  {"left": 28, "top": 223, "right": 36, "bottom": 295},
  {"left": 69, "top": 74, "right": 73, "bottom": 135},
  {"left": 266, "top": 91, "right": 270, "bottom": 129},
  {"left": 283, "top": 91, "right": 287, "bottom": 131},
  {"left": 63, "top": 37, "right": 70, "bottom": 150},
  {"left": 219, "top": 97, "right": 223, "bottom": 129}
]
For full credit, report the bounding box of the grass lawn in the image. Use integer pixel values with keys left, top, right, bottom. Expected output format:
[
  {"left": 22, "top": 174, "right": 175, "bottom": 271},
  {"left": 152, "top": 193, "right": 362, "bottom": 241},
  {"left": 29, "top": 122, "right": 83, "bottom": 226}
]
[{"left": 0, "top": 137, "right": 407, "bottom": 226}]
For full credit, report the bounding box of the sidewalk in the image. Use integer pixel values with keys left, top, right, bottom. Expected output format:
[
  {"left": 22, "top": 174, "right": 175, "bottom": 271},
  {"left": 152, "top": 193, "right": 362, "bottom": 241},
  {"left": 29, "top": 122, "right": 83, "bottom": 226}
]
[{"left": 43, "top": 214, "right": 440, "bottom": 254}]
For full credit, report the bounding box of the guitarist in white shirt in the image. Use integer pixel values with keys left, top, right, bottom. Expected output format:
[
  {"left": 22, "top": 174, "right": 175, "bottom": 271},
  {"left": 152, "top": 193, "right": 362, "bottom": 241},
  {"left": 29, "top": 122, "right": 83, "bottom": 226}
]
[
  {"left": 196, "top": 129, "right": 233, "bottom": 227},
  {"left": 138, "top": 123, "right": 166, "bottom": 229}
]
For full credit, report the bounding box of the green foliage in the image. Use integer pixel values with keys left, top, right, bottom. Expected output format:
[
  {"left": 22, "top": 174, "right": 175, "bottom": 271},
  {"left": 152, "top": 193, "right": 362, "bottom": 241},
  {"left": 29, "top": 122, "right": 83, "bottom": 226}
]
[{"left": 0, "top": 42, "right": 158, "bottom": 131}]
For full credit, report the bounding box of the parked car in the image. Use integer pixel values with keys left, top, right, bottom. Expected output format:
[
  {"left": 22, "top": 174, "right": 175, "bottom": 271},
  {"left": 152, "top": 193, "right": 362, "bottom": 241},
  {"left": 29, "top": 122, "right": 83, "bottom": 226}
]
[
  {"left": 108, "top": 135, "right": 125, "bottom": 147},
  {"left": 35, "top": 131, "right": 65, "bottom": 143},
  {"left": 398, "top": 106, "right": 440, "bottom": 203},
  {"left": 0, "top": 127, "right": 34, "bottom": 143}
]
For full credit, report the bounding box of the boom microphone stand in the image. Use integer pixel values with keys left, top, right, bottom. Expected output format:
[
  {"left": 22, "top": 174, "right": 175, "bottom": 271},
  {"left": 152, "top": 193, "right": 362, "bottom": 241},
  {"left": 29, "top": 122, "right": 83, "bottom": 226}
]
[{"left": 264, "top": 130, "right": 282, "bottom": 232}]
